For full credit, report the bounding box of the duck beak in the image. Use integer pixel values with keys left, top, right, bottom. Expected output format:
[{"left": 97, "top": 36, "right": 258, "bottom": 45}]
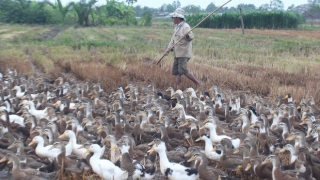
[
  {"left": 187, "top": 156, "right": 196, "bottom": 162},
  {"left": 212, "top": 147, "right": 218, "bottom": 151},
  {"left": 59, "top": 133, "right": 66, "bottom": 139},
  {"left": 147, "top": 141, "right": 154, "bottom": 146},
  {"left": 184, "top": 151, "right": 192, "bottom": 157},
  {"left": 233, "top": 149, "right": 240, "bottom": 154},
  {"left": 7, "top": 144, "right": 14, "bottom": 150},
  {"left": 250, "top": 123, "right": 257, "bottom": 128},
  {"left": 286, "top": 135, "right": 296, "bottom": 141},
  {"left": 147, "top": 147, "right": 155, "bottom": 154},
  {"left": 299, "top": 121, "right": 306, "bottom": 126},
  {"left": 28, "top": 141, "right": 35, "bottom": 147},
  {"left": 279, "top": 147, "right": 287, "bottom": 153},
  {"left": 66, "top": 120, "right": 72, "bottom": 124},
  {"left": 245, "top": 163, "right": 252, "bottom": 171},
  {"left": 199, "top": 126, "right": 205, "bottom": 130},
  {"left": 195, "top": 138, "right": 201, "bottom": 142},
  {"left": 110, "top": 145, "right": 117, "bottom": 151},
  {"left": 203, "top": 119, "right": 209, "bottom": 124},
  {"left": 97, "top": 125, "right": 103, "bottom": 131},
  {"left": 171, "top": 107, "right": 176, "bottom": 111},
  {"left": 262, "top": 159, "right": 269, "bottom": 164},
  {"left": 83, "top": 149, "right": 90, "bottom": 155},
  {"left": 0, "top": 157, "right": 7, "bottom": 163}
]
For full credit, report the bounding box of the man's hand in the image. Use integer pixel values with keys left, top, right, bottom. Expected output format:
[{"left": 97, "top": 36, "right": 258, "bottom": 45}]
[{"left": 164, "top": 49, "right": 170, "bottom": 56}]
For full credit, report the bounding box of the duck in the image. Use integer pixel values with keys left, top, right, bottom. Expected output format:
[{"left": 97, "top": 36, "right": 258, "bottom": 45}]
[
  {"left": 299, "top": 146, "right": 320, "bottom": 180},
  {"left": 245, "top": 158, "right": 272, "bottom": 179},
  {"left": 48, "top": 142, "right": 90, "bottom": 174},
  {"left": 0, "top": 153, "right": 58, "bottom": 180},
  {"left": 212, "top": 144, "right": 243, "bottom": 176},
  {"left": 84, "top": 144, "right": 128, "bottom": 180},
  {"left": 147, "top": 138, "right": 199, "bottom": 180},
  {"left": 171, "top": 103, "right": 197, "bottom": 122},
  {"left": 111, "top": 141, "right": 155, "bottom": 180},
  {"left": 155, "top": 123, "right": 183, "bottom": 150},
  {"left": 201, "top": 122, "right": 240, "bottom": 149},
  {"left": 187, "top": 152, "right": 227, "bottom": 180},
  {"left": 195, "top": 134, "right": 222, "bottom": 161},
  {"left": 262, "top": 155, "right": 300, "bottom": 180},
  {"left": 28, "top": 136, "right": 61, "bottom": 159},
  {"left": 58, "top": 130, "right": 87, "bottom": 158},
  {"left": 7, "top": 139, "right": 56, "bottom": 173}
]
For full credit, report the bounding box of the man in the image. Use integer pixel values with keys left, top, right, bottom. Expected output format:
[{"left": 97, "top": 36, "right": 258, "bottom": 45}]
[{"left": 164, "top": 8, "right": 201, "bottom": 89}]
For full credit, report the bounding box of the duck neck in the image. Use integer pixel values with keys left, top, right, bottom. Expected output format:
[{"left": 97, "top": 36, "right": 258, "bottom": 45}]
[
  {"left": 204, "top": 138, "right": 214, "bottom": 152},
  {"left": 250, "top": 110, "right": 258, "bottom": 123},
  {"left": 16, "top": 144, "right": 25, "bottom": 156},
  {"left": 288, "top": 148, "right": 298, "bottom": 164},
  {"left": 158, "top": 109, "right": 164, "bottom": 121},
  {"left": 68, "top": 133, "right": 77, "bottom": 146},
  {"left": 249, "top": 144, "right": 259, "bottom": 157},
  {"left": 157, "top": 148, "right": 170, "bottom": 168},
  {"left": 198, "top": 103, "right": 204, "bottom": 112},
  {"left": 271, "top": 158, "right": 281, "bottom": 172},
  {"left": 197, "top": 158, "right": 208, "bottom": 172},
  {"left": 10, "top": 157, "right": 21, "bottom": 170},
  {"left": 179, "top": 108, "right": 187, "bottom": 119},
  {"left": 281, "top": 125, "right": 289, "bottom": 139},
  {"left": 91, "top": 149, "right": 103, "bottom": 161},
  {"left": 109, "top": 139, "right": 117, "bottom": 162},
  {"left": 160, "top": 127, "right": 169, "bottom": 142}
]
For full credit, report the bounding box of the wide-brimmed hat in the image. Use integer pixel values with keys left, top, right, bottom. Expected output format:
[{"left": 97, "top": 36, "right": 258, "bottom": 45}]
[{"left": 169, "top": 8, "right": 185, "bottom": 19}]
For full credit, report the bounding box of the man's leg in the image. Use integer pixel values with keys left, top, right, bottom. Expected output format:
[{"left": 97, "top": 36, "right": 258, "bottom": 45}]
[
  {"left": 185, "top": 72, "right": 201, "bottom": 87},
  {"left": 175, "top": 75, "right": 181, "bottom": 89}
]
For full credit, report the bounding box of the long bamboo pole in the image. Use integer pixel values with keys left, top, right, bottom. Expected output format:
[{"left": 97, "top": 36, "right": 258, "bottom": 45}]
[{"left": 157, "top": 0, "right": 232, "bottom": 65}]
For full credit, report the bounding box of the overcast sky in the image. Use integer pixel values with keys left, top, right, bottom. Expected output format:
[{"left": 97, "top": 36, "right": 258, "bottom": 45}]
[{"left": 59, "top": 0, "right": 308, "bottom": 10}]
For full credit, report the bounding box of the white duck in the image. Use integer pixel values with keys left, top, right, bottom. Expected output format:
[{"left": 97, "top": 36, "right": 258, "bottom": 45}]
[
  {"left": 59, "top": 130, "right": 86, "bottom": 158},
  {"left": 148, "top": 139, "right": 199, "bottom": 180},
  {"left": 195, "top": 134, "right": 222, "bottom": 161},
  {"left": 85, "top": 144, "right": 128, "bottom": 180},
  {"left": 20, "top": 100, "right": 47, "bottom": 120},
  {"left": 0, "top": 109, "right": 25, "bottom": 127},
  {"left": 171, "top": 103, "right": 197, "bottom": 121},
  {"left": 28, "top": 136, "right": 61, "bottom": 159},
  {"left": 201, "top": 122, "right": 240, "bottom": 149}
]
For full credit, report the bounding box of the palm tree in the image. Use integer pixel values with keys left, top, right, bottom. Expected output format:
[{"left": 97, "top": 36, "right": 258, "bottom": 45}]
[
  {"left": 73, "top": 0, "right": 97, "bottom": 26},
  {"left": 45, "top": 0, "right": 74, "bottom": 22}
]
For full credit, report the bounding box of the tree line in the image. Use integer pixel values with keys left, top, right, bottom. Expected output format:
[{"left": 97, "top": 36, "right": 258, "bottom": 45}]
[{"left": 0, "top": 0, "right": 318, "bottom": 28}]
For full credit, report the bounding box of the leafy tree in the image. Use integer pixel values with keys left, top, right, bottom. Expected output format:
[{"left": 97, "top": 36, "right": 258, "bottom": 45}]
[
  {"left": 305, "top": 3, "right": 320, "bottom": 20},
  {"left": 166, "top": 4, "right": 175, "bottom": 12},
  {"left": 205, "top": 2, "right": 216, "bottom": 12},
  {"left": 269, "top": 0, "right": 284, "bottom": 10},
  {"left": 140, "top": 11, "right": 152, "bottom": 26},
  {"left": 73, "top": 0, "right": 97, "bottom": 26},
  {"left": 183, "top": 5, "right": 202, "bottom": 14},
  {"left": 126, "top": 0, "right": 137, "bottom": 6},
  {"left": 259, "top": 3, "right": 269, "bottom": 11},
  {"left": 238, "top": 4, "right": 256, "bottom": 11},
  {"left": 172, "top": 1, "right": 181, "bottom": 9},
  {"left": 45, "top": 0, "right": 74, "bottom": 22},
  {"left": 287, "top": 4, "right": 295, "bottom": 11}
]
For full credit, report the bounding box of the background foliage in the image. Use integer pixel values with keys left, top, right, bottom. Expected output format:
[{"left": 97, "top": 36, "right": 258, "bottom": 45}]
[{"left": 0, "top": 0, "right": 318, "bottom": 28}]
